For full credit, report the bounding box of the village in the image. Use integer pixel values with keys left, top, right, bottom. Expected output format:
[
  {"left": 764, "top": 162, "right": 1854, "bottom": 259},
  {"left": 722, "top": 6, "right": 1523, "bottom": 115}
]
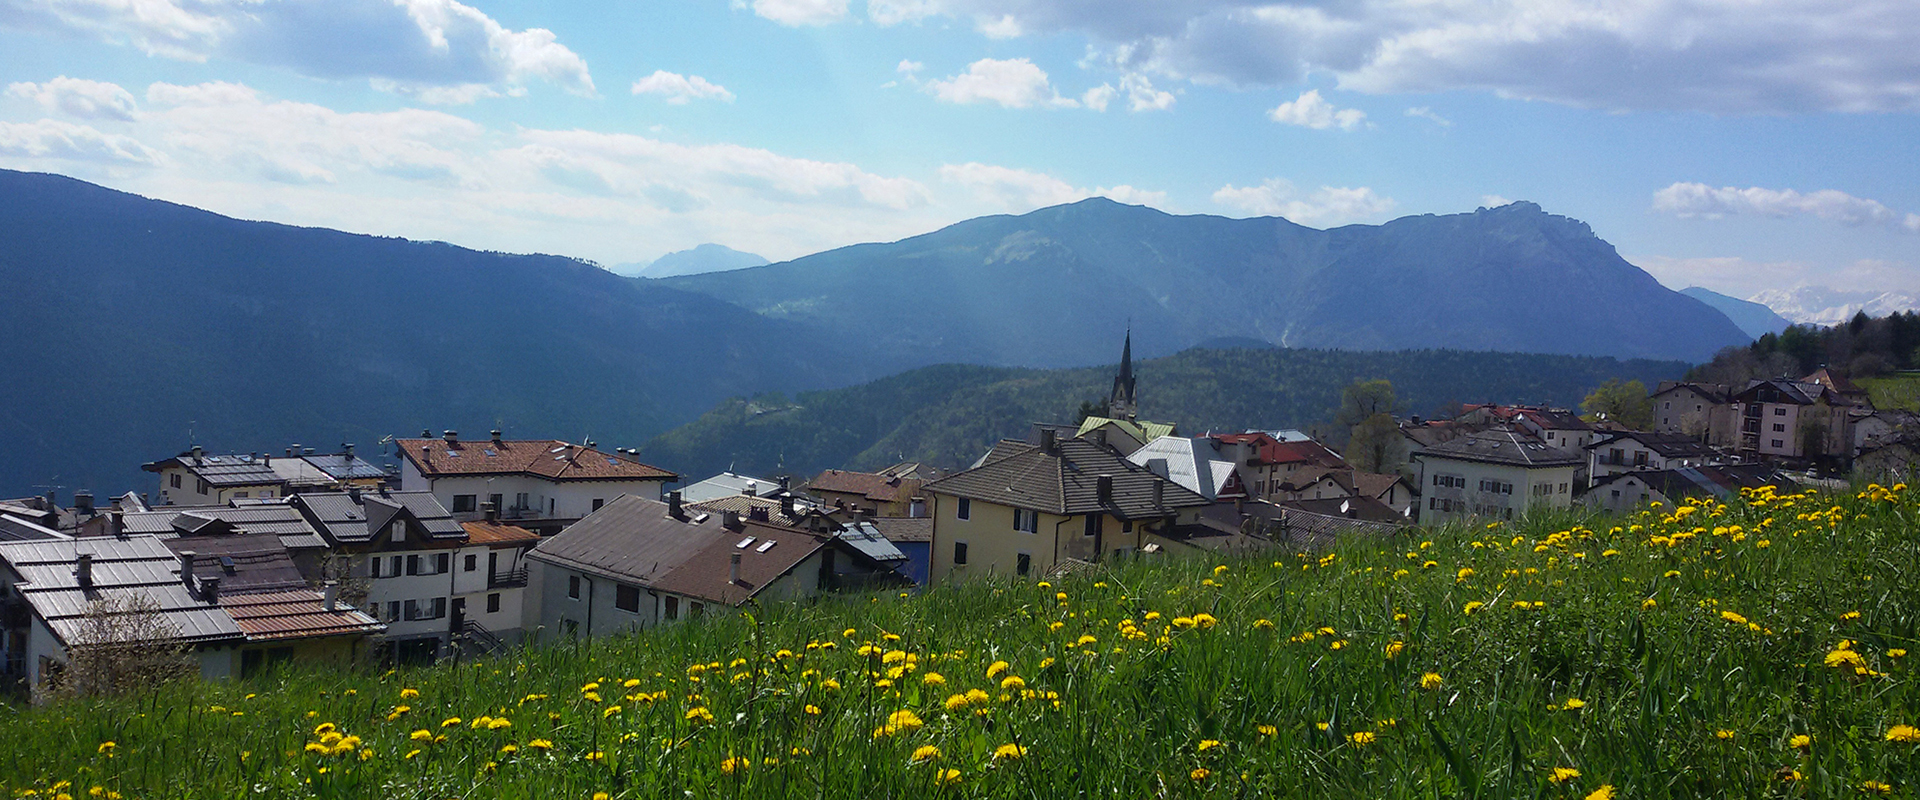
[{"left": 3, "top": 336, "right": 1915, "bottom": 700}]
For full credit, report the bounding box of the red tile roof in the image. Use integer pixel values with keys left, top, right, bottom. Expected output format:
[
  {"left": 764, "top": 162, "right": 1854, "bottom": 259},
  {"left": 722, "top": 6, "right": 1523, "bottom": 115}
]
[
  {"left": 462, "top": 520, "right": 542, "bottom": 546},
  {"left": 398, "top": 438, "right": 676, "bottom": 482},
  {"left": 221, "top": 590, "right": 385, "bottom": 641},
  {"left": 804, "top": 469, "right": 922, "bottom": 504},
  {"left": 1212, "top": 433, "right": 1347, "bottom": 467}
]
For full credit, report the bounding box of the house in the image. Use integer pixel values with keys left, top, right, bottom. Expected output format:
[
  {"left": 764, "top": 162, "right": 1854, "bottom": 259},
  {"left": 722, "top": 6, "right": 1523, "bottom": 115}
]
[
  {"left": 1651, "top": 382, "right": 1734, "bottom": 442},
  {"left": 1074, "top": 417, "right": 1178, "bottom": 457},
  {"left": 525, "top": 494, "right": 902, "bottom": 641},
  {"left": 0, "top": 534, "right": 382, "bottom": 697},
  {"left": 395, "top": 431, "right": 677, "bottom": 533},
  {"left": 1583, "top": 465, "right": 1799, "bottom": 514},
  {"left": 923, "top": 430, "right": 1211, "bottom": 582},
  {"left": 1126, "top": 436, "right": 1250, "bottom": 502},
  {"left": 678, "top": 471, "right": 788, "bottom": 504},
  {"left": 1457, "top": 404, "right": 1598, "bottom": 452},
  {"left": 803, "top": 469, "right": 925, "bottom": 517},
  {"left": 267, "top": 445, "right": 391, "bottom": 493},
  {"left": 1726, "top": 379, "right": 1856, "bottom": 460},
  {"left": 290, "top": 489, "right": 532, "bottom": 663},
  {"left": 1210, "top": 432, "right": 1349, "bottom": 502},
  {"left": 1412, "top": 429, "right": 1583, "bottom": 523},
  {"left": 101, "top": 501, "right": 332, "bottom": 575},
  {"left": 144, "top": 447, "right": 288, "bottom": 506},
  {"left": 1857, "top": 436, "right": 1920, "bottom": 482},
  {"left": 869, "top": 517, "right": 932, "bottom": 585},
  {"left": 1585, "top": 431, "right": 1726, "bottom": 485}
]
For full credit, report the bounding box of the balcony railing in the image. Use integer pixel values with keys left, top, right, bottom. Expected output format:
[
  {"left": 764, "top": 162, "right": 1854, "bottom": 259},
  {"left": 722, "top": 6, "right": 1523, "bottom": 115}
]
[{"left": 488, "top": 566, "right": 529, "bottom": 589}]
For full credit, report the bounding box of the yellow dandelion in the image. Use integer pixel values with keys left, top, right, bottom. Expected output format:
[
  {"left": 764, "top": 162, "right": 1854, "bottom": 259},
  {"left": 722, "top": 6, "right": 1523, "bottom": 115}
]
[
  {"left": 1191, "top": 768, "right": 1211, "bottom": 781},
  {"left": 1715, "top": 729, "right": 1736, "bottom": 740},
  {"left": 993, "top": 743, "right": 1025, "bottom": 760},
  {"left": 938, "top": 768, "right": 962, "bottom": 785},
  {"left": 1584, "top": 785, "right": 1615, "bottom": 800},
  {"left": 399, "top": 688, "right": 419, "bottom": 699},
  {"left": 1886, "top": 725, "right": 1920, "bottom": 742},
  {"left": 1790, "top": 734, "right": 1812, "bottom": 750},
  {"left": 1197, "top": 739, "right": 1221, "bottom": 752},
  {"left": 1861, "top": 780, "right": 1894, "bottom": 794},
  {"left": 1420, "top": 672, "right": 1443, "bottom": 690},
  {"left": 1257, "top": 724, "right": 1277, "bottom": 737},
  {"left": 1349, "top": 731, "right": 1376, "bottom": 746},
  {"left": 987, "top": 660, "right": 1010, "bottom": 679},
  {"left": 911, "top": 745, "right": 941, "bottom": 762},
  {"left": 1463, "top": 601, "right": 1485, "bottom": 616},
  {"left": 1548, "top": 767, "right": 1581, "bottom": 784}
]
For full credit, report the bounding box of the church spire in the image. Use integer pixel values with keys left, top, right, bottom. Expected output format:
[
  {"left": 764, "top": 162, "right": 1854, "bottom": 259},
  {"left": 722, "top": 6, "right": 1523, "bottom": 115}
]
[{"left": 1108, "top": 329, "right": 1138, "bottom": 421}]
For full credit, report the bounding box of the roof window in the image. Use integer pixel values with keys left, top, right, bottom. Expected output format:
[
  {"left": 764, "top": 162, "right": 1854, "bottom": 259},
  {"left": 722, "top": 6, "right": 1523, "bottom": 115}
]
[
  {"left": 755, "top": 540, "right": 777, "bottom": 552},
  {"left": 736, "top": 537, "right": 757, "bottom": 549}
]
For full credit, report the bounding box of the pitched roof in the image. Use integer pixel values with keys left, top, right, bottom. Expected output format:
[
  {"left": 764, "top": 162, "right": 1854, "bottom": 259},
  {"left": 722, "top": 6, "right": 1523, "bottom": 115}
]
[
  {"left": 686, "top": 495, "right": 807, "bottom": 528},
  {"left": 1282, "top": 496, "right": 1407, "bottom": 523},
  {"left": 1591, "top": 464, "right": 1797, "bottom": 501},
  {"left": 461, "top": 520, "right": 542, "bottom": 547},
  {"left": 1588, "top": 431, "right": 1722, "bottom": 460},
  {"left": 143, "top": 452, "right": 286, "bottom": 487},
  {"left": 291, "top": 491, "right": 462, "bottom": 545},
  {"left": 679, "top": 472, "right": 782, "bottom": 504},
  {"left": 1211, "top": 433, "right": 1348, "bottom": 467},
  {"left": 220, "top": 590, "right": 384, "bottom": 641},
  {"left": 648, "top": 520, "right": 832, "bottom": 606},
  {"left": 164, "top": 534, "right": 310, "bottom": 595},
  {"left": 1126, "top": 436, "right": 1246, "bottom": 501},
  {"left": 1352, "top": 471, "right": 1407, "bottom": 500},
  {"left": 804, "top": 469, "right": 921, "bottom": 504},
  {"left": 0, "top": 513, "right": 66, "bottom": 542},
  {"left": 0, "top": 535, "right": 244, "bottom": 647},
  {"left": 527, "top": 495, "right": 730, "bottom": 584},
  {"left": 1803, "top": 368, "right": 1866, "bottom": 396},
  {"left": 1653, "top": 381, "right": 1733, "bottom": 403},
  {"left": 868, "top": 516, "right": 932, "bottom": 543},
  {"left": 832, "top": 521, "right": 909, "bottom": 564},
  {"left": 270, "top": 453, "right": 389, "bottom": 488},
  {"left": 925, "top": 438, "right": 1210, "bottom": 520},
  {"left": 397, "top": 438, "right": 676, "bottom": 482},
  {"left": 117, "top": 503, "right": 328, "bottom": 550},
  {"left": 1414, "top": 429, "right": 1584, "bottom": 468},
  {"left": 1076, "top": 417, "right": 1176, "bottom": 444}
]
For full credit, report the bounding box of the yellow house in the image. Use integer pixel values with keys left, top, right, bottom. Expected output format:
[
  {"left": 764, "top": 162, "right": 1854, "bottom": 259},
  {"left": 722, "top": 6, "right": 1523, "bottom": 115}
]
[{"left": 924, "top": 431, "right": 1211, "bottom": 582}]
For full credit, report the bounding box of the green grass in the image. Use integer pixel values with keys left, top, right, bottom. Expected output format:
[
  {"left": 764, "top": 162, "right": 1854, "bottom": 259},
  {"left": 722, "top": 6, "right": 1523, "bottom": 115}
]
[
  {"left": 1859, "top": 374, "right": 1920, "bottom": 412},
  {"left": 6, "top": 482, "right": 1920, "bottom": 799}
]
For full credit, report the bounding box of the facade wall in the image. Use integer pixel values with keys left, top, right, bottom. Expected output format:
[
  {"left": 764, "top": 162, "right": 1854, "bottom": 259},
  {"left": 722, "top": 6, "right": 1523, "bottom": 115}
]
[
  {"left": 1417, "top": 457, "right": 1577, "bottom": 525},
  {"left": 155, "top": 464, "right": 280, "bottom": 506},
  {"left": 1654, "top": 390, "right": 1719, "bottom": 440},
  {"left": 928, "top": 492, "right": 1201, "bottom": 583},
  {"left": 399, "top": 463, "right": 664, "bottom": 522},
  {"left": 1581, "top": 477, "right": 1671, "bottom": 515}
]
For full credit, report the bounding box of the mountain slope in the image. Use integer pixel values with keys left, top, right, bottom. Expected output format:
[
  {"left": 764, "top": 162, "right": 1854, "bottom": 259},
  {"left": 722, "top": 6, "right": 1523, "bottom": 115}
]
[
  {"left": 661, "top": 199, "right": 1750, "bottom": 366},
  {"left": 1680, "top": 286, "right": 1789, "bottom": 338},
  {"left": 615, "top": 243, "right": 770, "bottom": 279},
  {"left": 1751, "top": 285, "right": 1920, "bottom": 326},
  {"left": 0, "top": 170, "right": 870, "bottom": 498},
  {"left": 639, "top": 345, "right": 1689, "bottom": 483}
]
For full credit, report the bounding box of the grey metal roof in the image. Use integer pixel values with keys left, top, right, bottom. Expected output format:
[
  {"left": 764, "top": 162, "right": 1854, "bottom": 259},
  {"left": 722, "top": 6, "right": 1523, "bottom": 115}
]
[
  {"left": 527, "top": 495, "right": 729, "bottom": 584},
  {"left": 1587, "top": 432, "right": 1722, "bottom": 460},
  {"left": 679, "top": 472, "right": 779, "bottom": 504},
  {"left": 927, "top": 438, "right": 1211, "bottom": 520},
  {"left": 165, "top": 534, "right": 311, "bottom": 594},
  {"left": 301, "top": 454, "right": 389, "bottom": 481},
  {"left": 834, "top": 522, "right": 908, "bottom": 563},
  {"left": 0, "top": 513, "right": 67, "bottom": 542},
  {"left": 292, "top": 491, "right": 461, "bottom": 545},
  {"left": 0, "top": 535, "right": 245, "bottom": 646},
  {"left": 1414, "top": 429, "right": 1584, "bottom": 468},
  {"left": 170, "top": 454, "right": 286, "bottom": 487},
  {"left": 118, "top": 505, "right": 328, "bottom": 551}
]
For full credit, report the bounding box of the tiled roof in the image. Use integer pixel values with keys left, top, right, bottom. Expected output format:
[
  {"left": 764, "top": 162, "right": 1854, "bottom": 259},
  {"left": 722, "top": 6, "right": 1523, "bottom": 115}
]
[
  {"left": 1076, "top": 417, "right": 1177, "bottom": 444},
  {"left": 1351, "top": 471, "right": 1406, "bottom": 500},
  {"left": 1589, "top": 432, "right": 1721, "bottom": 460},
  {"left": 461, "top": 520, "right": 542, "bottom": 546},
  {"left": 649, "top": 520, "right": 832, "bottom": 606},
  {"left": 686, "top": 495, "right": 807, "bottom": 528},
  {"left": 221, "top": 590, "right": 384, "bottom": 641},
  {"left": 804, "top": 469, "right": 921, "bottom": 504},
  {"left": 0, "top": 535, "right": 245, "bottom": 646},
  {"left": 1415, "top": 429, "right": 1584, "bottom": 468},
  {"left": 868, "top": 516, "right": 932, "bottom": 543},
  {"left": 291, "top": 491, "right": 462, "bottom": 545},
  {"left": 1212, "top": 433, "right": 1347, "bottom": 467},
  {"left": 527, "top": 495, "right": 730, "bottom": 584},
  {"left": 145, "top": 452, "right": 286, "bottom": 487},
  {"left": 1653, "top": 381, "right": 1733, "bottom": 403},
  {"left": 1282, "top": 496, "right": 1407, "bottom": 523},
  {"left": 397, "top": 438, "right": 676, "bottom": 482},
  {"left": 925, "top": 438, "right": 1210, "bottom": 520}
]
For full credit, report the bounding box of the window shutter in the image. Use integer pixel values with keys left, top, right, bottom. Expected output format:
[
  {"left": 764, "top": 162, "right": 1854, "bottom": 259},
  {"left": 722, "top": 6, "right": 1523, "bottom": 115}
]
[
  {"left": 407, "top": 555, "right": 420, "bottom": 576},
  {"left": 436, "top": 553, "right": 450, "bottom": 574},
  {"left": 369, "top": 558, "right": 380, "bottom": 578},
  {"left": 432, "top": 597, "right": 446, "bottom": 618},
  {"left": 404, "top": 599, "right": 418, "bottom": 620}
]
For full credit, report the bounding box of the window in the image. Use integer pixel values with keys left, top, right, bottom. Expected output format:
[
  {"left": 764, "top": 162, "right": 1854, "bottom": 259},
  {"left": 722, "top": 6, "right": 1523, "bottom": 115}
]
[
  {"left": 592, "top": 498, "right": 605, "bottom": 511},
  {"left": 1771, "top": 439, "right": 1785, "bottom": 448},
  {"left": 953, "top": 541, "right": 969, "bottom": 566},
  {"left": 1664, "top": 401, "right": 1671, "bottom": 409},
  {"left": 196, "top": 479, "right": 210, "bottom": 495},
  {"left": 406, "top": 554, "right": 420, "bottom": 576},
  {"left": 464, "top": 554, "right": 478, "bottom": 572},
  {"left": 956, "top": 498, "right": 971, "bottom": 520},
  {"left": 170, "top": 473, "right": 182, "bottom": 489},
  {"left": 568, "top": 575, "right": 581, "bottom": 599},
  {"left": 486, "top": 593, "right": 501, "bottom": 614},
  {"left": 665, "top": 596, "right": 680, "bottom": 620},
  {"left": 1774, "top": 407, "right": 1786, "bottom": 416},
  {"left": 452, "top": 495, "right": 477, "bottom": 512},
  {"left": 1611, "top": 490, "right": 1621, "bottom": 499},
  {"left": 233, "top": 491, "right": 248, "bottom": 499},
  {"left": 1559, "top": 483, "right": 1568, "bottom": 494},
  {"left": 1633, "top": 451, "right": 1647, "bottom": 466},
  {"left": 369, "top": 558, "right": 381, "bottom": 578},
  {"left": 386, "top": 601, "right": 399, "bottom": 621},
  {"left": 691, "top": 602, "right": 705, "bottom": 618},
  {"left": 435, "top": 553, "right": 449, "bottom": 574},
  {"left": 488, "top": 493, "right": 503, "bottom": 513},
  {"left": 1016, "top": 553, "right": 1031, "bottom": 576},
  {"left": 615, "top": 584, "right": 641, "bottom": 612},
  {"left": 389, "top": 555, "right": 402, "bottom": 577},
  {"left": 515, "top": 492, "right": 530, "bottom": 511},
  {"left": 1083, "top": 515, "right": 1099, "bottom": 537},
  {"left": 1013, "top": 509, "right": 1038, "bottom": 533},
  {"left": 1773, "top": 423, "right": 1786, "bottom": 432},
  {"left": 1608, "top": 448, "right": 1624, "bottom": 465}
]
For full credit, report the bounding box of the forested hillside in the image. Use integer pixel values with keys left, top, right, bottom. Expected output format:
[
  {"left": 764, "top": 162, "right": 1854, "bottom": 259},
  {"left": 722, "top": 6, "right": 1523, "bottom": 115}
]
[
  {"left": 1690, "top": 311, "right": 1920, "bottom": 385},
  {"left": 640, "top": 346, "right": 1688, "bottom": 481}
]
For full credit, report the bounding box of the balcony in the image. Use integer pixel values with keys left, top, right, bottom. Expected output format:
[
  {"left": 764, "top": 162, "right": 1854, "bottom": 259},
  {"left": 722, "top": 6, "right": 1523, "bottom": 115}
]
[{"left": 488, "top": 566, "right": 529, "bottom": 589}]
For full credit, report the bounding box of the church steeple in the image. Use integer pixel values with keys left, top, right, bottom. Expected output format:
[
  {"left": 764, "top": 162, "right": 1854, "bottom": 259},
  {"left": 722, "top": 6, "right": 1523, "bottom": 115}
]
[{"left": 1108, "top": 329, "right": 1138, "bottom": 421}]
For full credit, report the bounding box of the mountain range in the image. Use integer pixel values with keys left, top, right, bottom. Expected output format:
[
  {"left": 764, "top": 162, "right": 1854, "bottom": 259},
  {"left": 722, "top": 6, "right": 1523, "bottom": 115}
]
[
  {"left": 612, "top": 243, "right": 769, "bottom": 279},
  {"left": 1680, "top": 287, "right": 1793, "bottom": 338},
  {"left": 658, "top": 199, "right": 1751, "bottom": 366},
  {"left": 1749, "top": 286, "right": 1920, "bottom": 327},
  {"left": 0, "top": 169, "right": 1757, "bottom": 498}
]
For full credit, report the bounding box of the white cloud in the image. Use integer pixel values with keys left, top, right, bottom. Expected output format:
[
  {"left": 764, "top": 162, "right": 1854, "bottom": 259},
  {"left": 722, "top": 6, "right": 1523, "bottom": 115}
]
[
  {"left": 0, "top": 0, "right": 594, "bottom": 100},
  {"left": 876, "top": 0, "right": 1920, "bottom": 114},
  {"left": 1907, "top": 214, "right": 1920, "bottom": 234},
  {"left": 1652, "top": 182, "right": 1913, "bottom": 230},
  {"left": 1405, "top": 106, "right": 1450, "bottom": 127},
  {"left": 976, "top": 14, "right": 1024, "bottom": 38},
  {"left": 940, "top": 162, "right": 1164, "bottom": 211},
  {"left": 1268, "top": 89, "right": 1366, "bottom": 130},
  {"left": 897, "top": 60, "right": 925, "bottom": 75},
  {"left": 631, "top": 71, "right": 735, "bottom": 104},
  {"left": 0, "top": 118, "right": 161, "bottom": 164},
  {"left": 1211, "top": 177, "right": 1396, "bottom": 226},
  {"left": 1081, "top": 83, "right": 1115, "bottom": 111},
  {"left": 926, "top": 58, "right": 1080, "bottom": 109},
  {"left": 6, "top": 77, "right": 140, "bottom": 121},
  {"left": 1481, "top": 194, "right": 1512, "bottom": 208},
  {"left": 751, "top": 0, "right": 850, "bottom": 26},
  {"left": 1120, "top": 73, "right": 1174, "bottom": 111},
  {"left": 869, "top": 0, "right": 941, "bottom": 25},
  {"left": 1632, "top": 255, "right": 1920, "bottom": 298}
]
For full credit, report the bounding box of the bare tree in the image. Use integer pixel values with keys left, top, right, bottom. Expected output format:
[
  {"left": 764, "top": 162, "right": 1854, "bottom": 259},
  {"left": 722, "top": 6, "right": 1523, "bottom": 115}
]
[{"left": 52, "top": 595, "right": 194, "bottom": 698}]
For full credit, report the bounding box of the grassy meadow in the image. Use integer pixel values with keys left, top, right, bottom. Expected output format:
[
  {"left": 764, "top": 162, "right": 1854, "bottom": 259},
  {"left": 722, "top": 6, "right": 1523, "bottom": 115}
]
[{"left": 6, "top": 482, "right": 1920, "bottom": 799}]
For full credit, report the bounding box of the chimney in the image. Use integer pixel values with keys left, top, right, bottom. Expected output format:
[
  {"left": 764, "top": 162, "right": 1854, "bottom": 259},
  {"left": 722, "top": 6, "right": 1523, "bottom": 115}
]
[
  {"left": 1040, "top": 428, "right": 1057, "bottom": 454},
  {"left": 781, "top": 494, "right": 796, "bottom": 519},
  {"left": 190, "top": 445, "right": 204, "bottom": 463},
  {"left": 179, "top": 550, "right": 196, "bottom": 587},
  {"left": 1410, "top": 415, "right": 1423, "bottom": 426},
  {"left": 76, "top": 553, "right": 94, "bottom": 587},
  {"left": 347, "top": 486, "right": 362, "bottom": 504},
  {"left": 1097, "top": 474, "right": 1114, "bottom": 503},
  {"left": 779, "top": 476, "right": 791, "bottom": 492},
  {"left": 443, "top": 430, "right": 458, "bottom": 443},
  {"left": 421, "top": 429, "right": 432, "bottom": 438},
  {"left": 302, "top": 447, "right": 315, "bottom": 455},
  {"left": 491, "top": 429, "right": 504, "bottom": 446},
  {"left": 744, "top": 481, "right": 758, "bottom": 498},
  {"left": 108, "top": 511, "right": 125, "bottom": 539},
  {"left": 323, "top": 581, "right": 339, "bottom": 612},
  {"left": 482, "top": 501, "right": 498, "bottom": 523},
  {"left": 669, "top": 490, "right": 685, "bottom": 520},
  {"left": 73, "top": 490, "right": 94, "bottom": 516},
  {"left": 748, "top": 506, "right": 769, "bottom": 522},
  {"left": 723, "top": 511, "right": 743, "bottom": 531},
  {"left": 201, "top": 576, "right": 221, "bottom": 605},
  {"left": 729, "top": 552, "right": 742, "bottom": 585},
  {"left": 286, "top": 447, "right": 295, "bottom": 457},
  {"left": 291, "top": 444, "right": 302, "bottom": 456},
  {"left": 44, "top": 489, "right": 56, "bottom": 508},
  {"left": 1152, "top": 480, "right": 1164, "bottom": 508},
  {"left": 342, "top": 443, "right": 354, "bottom": 458}
]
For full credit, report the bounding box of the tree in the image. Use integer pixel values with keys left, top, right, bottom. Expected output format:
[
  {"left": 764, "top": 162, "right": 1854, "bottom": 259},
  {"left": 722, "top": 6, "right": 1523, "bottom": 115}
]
[
  {"left": 1581, "top": 379, "right": 1653, "bottom": 430},
  {"left": 1335, "top": 379, "right": 1398, "bottom": 427},
  {"left": 52, "top": 595, "right": 193, "bottom": 698},
  {"left": 1346, "top": 412, "right": 1408, "bottom": 474}
]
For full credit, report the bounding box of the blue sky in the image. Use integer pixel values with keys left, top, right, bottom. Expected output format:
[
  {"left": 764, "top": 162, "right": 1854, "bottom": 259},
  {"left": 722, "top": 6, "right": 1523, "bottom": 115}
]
[{"left": 2, "top": 0, "right": 1917, "bottom": 298}]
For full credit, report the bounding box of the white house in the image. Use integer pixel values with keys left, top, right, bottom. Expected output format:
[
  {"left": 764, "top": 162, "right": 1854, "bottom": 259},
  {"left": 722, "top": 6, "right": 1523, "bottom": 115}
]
[
  {"left": 1585, "top": 431, "right": 1725, "bottom": 485},
  {"left": 143, "top": 447, "right": 288, "bottom": 506},
  {"left": 1412, "top": 429, "right": 1582, "bottom": 523},
  {"left": 396, "top": 431, "right": 677, "bottom": 534}
]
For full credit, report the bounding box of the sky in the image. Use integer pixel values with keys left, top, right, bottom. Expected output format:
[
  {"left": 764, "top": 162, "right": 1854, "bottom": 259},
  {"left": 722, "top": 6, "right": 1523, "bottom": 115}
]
[{"left": 2, "top": 0, "right": 1918, "bottom": 299}]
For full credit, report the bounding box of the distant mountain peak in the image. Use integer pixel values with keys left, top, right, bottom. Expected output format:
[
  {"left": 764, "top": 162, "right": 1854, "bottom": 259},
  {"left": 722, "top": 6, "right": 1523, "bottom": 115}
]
[
  {"left": 619, "top": 243, "right": 770, "bottom": 279},
  {"left": 1751, "top": 285, "right": 1920, "bottom": 326}
]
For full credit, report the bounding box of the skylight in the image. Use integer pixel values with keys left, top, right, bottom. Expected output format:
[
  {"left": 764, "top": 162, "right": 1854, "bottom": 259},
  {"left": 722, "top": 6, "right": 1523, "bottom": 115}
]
[
  {"left": 736, "top": 537, "right": 757, "bottom": 548},
  {"left": 755, "top": 540, "right": 777, "bottom": 552}
]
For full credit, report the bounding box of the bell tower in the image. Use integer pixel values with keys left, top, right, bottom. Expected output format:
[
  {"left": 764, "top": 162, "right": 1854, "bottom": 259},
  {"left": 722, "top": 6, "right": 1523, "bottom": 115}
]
[{"left": 1107, "top": 330, "right": 1138, "bottom": 421}]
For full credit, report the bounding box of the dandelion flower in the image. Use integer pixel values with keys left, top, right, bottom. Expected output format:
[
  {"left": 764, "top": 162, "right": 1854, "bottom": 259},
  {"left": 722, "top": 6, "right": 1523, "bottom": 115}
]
[
  {"left": 1790, "top": 734, "right": 1812, "bottom": 750},
  {"left": 1584, "top": 785, "right": 1615, "bottom": 800},
  {"left": 1000, "top": 676, "right": 1025, "bottom": 691},
  {"left": 95, "top": 742, "right": 115, "bottom": 755},
  {"left": 1861, "top": 780, "right": 1894, "bottom": 794},
  {"left": 1349, "top": 731, "right": 1376, "bottom": 746},
  {"left": 911, "top": 745, "right": 941, "bottom": 762},
  {"left": 1560, "top": 698, "right": 1587, "bottom": 711},
  {"left": 1257, "top": 725, "right": 1277, "bottom": 737},
  {"left": 1463, "top": 601, "right": 1485, "bottom": 616},
  {"left": 993, "top": 743, "right": 1025, "bottom": 760},
  {"left": 399, "top": 688, "right": 419, "bottom": 699},
  {"left": 1548, "top": 767, "right": 1581, "bottom": 784},
  {"left": 529, "top": 739, "right": 553, "bottom": 750},
  {"left": 987, "top": 660, "right": 1010, "bottom": 679},
  {"left": 1421, "top": 673, "right": 1443, "bottom": 690},
  {"left": 1191, "top": 768, "right": 1211, "bottom": 781},
  {"left": 1715, "top": 729, "right": 1736, "bottom": 740},
  {"left": 1197, "top": 739, "right": 1221, "bottom": 752},
  {"left": 922, "top": 672, "right": 945, "bottom": 686},
  {"left": 938, "top": 768, "right": 962, "bottom": 784},
  {"left": 1886, "top": 725, "right": 1920, "bottom": 742}
]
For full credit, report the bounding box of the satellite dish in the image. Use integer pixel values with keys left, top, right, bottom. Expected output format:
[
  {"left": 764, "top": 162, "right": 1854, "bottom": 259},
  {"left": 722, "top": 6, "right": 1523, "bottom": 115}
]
[{"left": 1339, "top": 500, "right": 1351, "bottom": 514}]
